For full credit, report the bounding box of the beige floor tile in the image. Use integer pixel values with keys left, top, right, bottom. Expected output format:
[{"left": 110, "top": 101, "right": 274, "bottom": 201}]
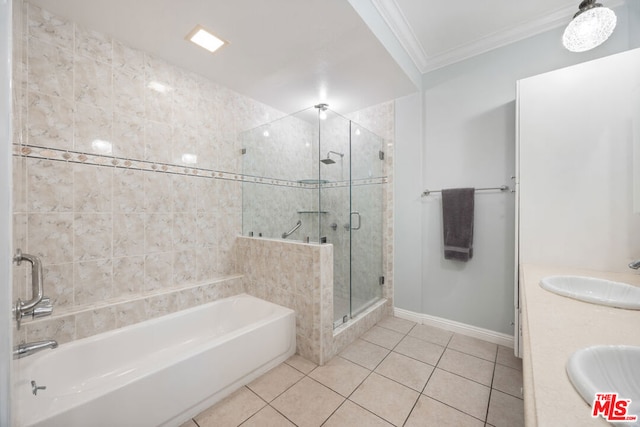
[
  {"left": 247, "top": 363, "right": 304, "bottom": 402},
  {"left": 339, "top": 338, "right": 390, "bottom": 370},
  {"left": 447, "top": 334, "right": 497, "bottom": 362},
  {"left": 377, "top": 316, "right": 416, "bottom": 334},
  {"left": 179, "top": 420, "right": 198, "bottom": 427},
  {"left": 423, "top": 369, "right": 490, "bottom": 421},
  {"left": 308, "top": 355, "right": 370, "bottom": 397},
  {"left": 492, "top": 364, "right": 523, "bottom": 398},
  {"left": 350, "top": 372, "right": 420, "bottom": 426},
  {"left": 241, "top": 405, "right": 295, "bottom": 427},
  {"left": 437, "top": 348, "right": 495, "bottom": 386},
  {"left": 408, "top": 324, "right": 453, "bottom": 347},
  {"left": 486, "top": 390, "right": 525, "bottom": 427},
  {"left": 496, "top": 345, "right": 522, "bottom": 371},
  {"left": 323, "top": 400, "right": 393, "bottom": 427},
  {"left": 361, "top": 325, "right": 405, "bottom": 349},
  {"left": 405, "top": 395, "right": 485, "bottom": 427},
  {"left": 375, "top": 351, "right": 434, "bottom": 392},
  {"left": 394, "top": 335, "right": 445, "bottom": 366},
  {"left": 195, "top": 387, "right": 265, "bottom": 427},
  {"left": 285, "top": 354, "right": 318, "bottom": 374},
  {"left": 271, "top": 377, "right": 344, "bottom": 427}
]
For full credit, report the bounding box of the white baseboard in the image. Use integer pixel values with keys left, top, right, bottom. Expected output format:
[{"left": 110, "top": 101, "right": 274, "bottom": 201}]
[{"left": 393, "top": 307, "right": 514, "bottom": 349}]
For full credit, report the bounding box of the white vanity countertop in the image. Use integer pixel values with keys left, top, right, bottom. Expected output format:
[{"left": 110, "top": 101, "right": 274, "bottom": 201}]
[{"left": 520, "top": 264, "right": 640, "bottom": 426}]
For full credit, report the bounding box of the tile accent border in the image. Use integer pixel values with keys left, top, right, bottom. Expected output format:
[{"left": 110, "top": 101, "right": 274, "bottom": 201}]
[
  {"left": 394, "top": 307, "right": 514, "bottom": 348},
  {"left": 14, "top": 143, "right": 387, "bottom": 188}
]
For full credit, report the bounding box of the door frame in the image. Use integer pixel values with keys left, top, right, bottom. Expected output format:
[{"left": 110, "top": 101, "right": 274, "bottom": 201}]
[{"left": 0, "top": 1, "right": 14, "bottom": 425}]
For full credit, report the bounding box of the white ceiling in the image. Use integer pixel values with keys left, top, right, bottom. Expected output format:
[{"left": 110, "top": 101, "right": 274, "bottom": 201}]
[
  {"left": 26, "top": 0, "right": 625, "bottom": 115},
  {"left": 370, "top": 0, "right": 626, "bottom": 73}
]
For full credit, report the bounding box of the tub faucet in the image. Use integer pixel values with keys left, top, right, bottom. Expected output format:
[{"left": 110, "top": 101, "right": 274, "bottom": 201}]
[
  {"left": 13, "top": 340, "right": 58, "bottom": 359},
  {"left": 629, "top": 260, "right": 640, "bottom": 270}
]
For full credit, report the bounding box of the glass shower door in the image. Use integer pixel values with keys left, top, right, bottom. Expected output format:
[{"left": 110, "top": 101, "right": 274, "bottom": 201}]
[
  {"left": 318, "top": 110, "right": 351, "bottom": 326},
  {"left": 349, "top": 123, "right": 384, "bottom": 317}
]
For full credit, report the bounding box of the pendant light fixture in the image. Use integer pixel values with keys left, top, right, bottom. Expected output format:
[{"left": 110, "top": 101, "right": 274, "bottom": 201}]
[{"left": 563, "top": 0, "right": 617, "bottom": 52}]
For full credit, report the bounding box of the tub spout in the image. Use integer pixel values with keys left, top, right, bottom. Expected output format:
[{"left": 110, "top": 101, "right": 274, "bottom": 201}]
[{"left": 13, "top": 340, "right": 58, "bottom": 359}]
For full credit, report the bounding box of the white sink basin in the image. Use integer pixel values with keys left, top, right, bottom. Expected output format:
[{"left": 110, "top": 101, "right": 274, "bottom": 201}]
[
  {"left": 539, "top": 276, "right": 640, "bottom": 309},
  {"left": 567, "top": 346, "right": 640, "bottom": 425}
]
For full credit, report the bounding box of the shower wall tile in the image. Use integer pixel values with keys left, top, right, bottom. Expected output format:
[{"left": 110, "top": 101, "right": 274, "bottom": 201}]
[
  {"left": 74, "top": 25, "right": 113, "bottom": 64},
  {"left": 27, "top": 38, "right": 74, "bottom": 100},
  {"left": 145, "top": 293, "right": 179, "bottom": 319},
  {"left": 27, "top": 158, "right": 73, "bottom": 212},
  {"left": 172, "top": 174, "right": 197, "bottom": 213},
  {"left": 27, "top": 3, "right": 74, "bottom": 50},
  {"left": 73, "top": 102, "right": 113, "bottom": 154},
  {"left": 113, "top": 213, "right": 145, "bottom": 257},
  {"left": 112, "top": 112, "right": 145, "bottom": 159},
  {"left": 113, "top": 40, "right": 145, "bottom": 76},
  {"left": 173, "top": 213, "right": 197, "bottom": 250},
  {"left": 73, "top": 258, "right": 113, "bottom": 305},
  {"left": 196, "top": 248, "right": 218, "bottom": 282},
  {"left": 73, "top": 213, "right": 112, "bottom": 261},
  {"left": 73, "top": 163, "right": 113, "bottom": 213},
  {"left": 75, "top": 306, "right": 117, "bottom": 340},
  {"left": 74, "top": 54, "right": 113, "bottom": 110},
  {"left": 144, "top": 172, "right": 172, "bottom": 213},
  {"left": 27, "top": 213, "right": 74, "bottom": 265},
  {"left": 43, "top": 263, "right": 74, "bottom": 310},
  {"left": 13, "top": 157, "right": 27, "bottom": 214},
  {"left": 144, "top": 252, "right": 173, "bottom": 292},
  {"left": 113, "top": 168, "right": 145, "bottom": 213},
  {"left": 173, "top": 250, "right": 197, "bottom": 285},
  {"left": 114, "top": 300, "right": 146, "bottom": 328},
  {"left": 144, "top": 213, "right": 173, "bottom": 253},
  {"left": 144, "top": 120, "right": 172, "bottom": 163},
  {"left": 25, "top": 316, "right": 75, "bottom": 345},
  {"left": 27, "top": 90, "right": 74, "bottom": 150},
  {"left": 114, "top": 71, "right": 145, "bottom": 119},
  {"left": 113, "top": 256, "right": 144, "bottom": 296}
]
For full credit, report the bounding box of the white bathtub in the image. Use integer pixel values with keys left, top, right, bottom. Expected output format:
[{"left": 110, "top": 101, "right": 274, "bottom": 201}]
[{"left": 13, "top": 294, "right": 296, "bottom": 427}]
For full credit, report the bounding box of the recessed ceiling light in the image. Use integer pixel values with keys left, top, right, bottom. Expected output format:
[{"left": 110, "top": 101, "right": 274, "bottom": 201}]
[{"left": 186, "top": 25, "right": 227, "bottom": 53}]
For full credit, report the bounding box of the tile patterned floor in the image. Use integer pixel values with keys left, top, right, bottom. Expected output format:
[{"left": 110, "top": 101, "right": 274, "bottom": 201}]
[{"left": 180, "top": 316, "right": 524, "bottom": 427}]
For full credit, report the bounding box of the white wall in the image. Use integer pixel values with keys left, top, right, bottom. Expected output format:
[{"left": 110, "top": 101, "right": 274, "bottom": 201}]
[
  {"left": 394, "top": 3, "right": 640, "bottom": 335},
  {"left": 519, "top": 48, "right": 640, "bottom": 271},
  {"left": 393, "top": 93, "right": 423, "bottom": 312}
]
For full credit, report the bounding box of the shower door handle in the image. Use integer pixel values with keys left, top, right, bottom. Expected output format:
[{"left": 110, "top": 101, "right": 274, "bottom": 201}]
[{"left": 350, "top": 211, "right": 361, "bottom": 231}]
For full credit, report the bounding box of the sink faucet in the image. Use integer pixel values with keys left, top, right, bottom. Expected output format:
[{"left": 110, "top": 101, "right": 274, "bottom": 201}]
[
  {"left": 629, "top": 260, "right": 640, "bottom": 270},
  {"left": 13, "top": 340, "right": 58, "bottom": 359}
]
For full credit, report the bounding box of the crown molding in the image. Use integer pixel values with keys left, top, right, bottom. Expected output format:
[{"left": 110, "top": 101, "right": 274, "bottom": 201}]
[
  {"left": 371, "top": 0, "right": 626, "bottom": 74},
  {"left": 370, "top": 0, "right": 429, "bottom": 72}
]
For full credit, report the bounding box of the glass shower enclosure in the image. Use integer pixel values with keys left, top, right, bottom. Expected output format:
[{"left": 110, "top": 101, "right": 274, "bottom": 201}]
[{"left": 240, "top": 105, "right": 385, "bottom": 326}]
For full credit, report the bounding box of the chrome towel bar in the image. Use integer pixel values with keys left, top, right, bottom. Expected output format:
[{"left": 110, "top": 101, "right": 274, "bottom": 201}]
[{"left": 422, "top": 185, "right": 509, "bottom": 197}]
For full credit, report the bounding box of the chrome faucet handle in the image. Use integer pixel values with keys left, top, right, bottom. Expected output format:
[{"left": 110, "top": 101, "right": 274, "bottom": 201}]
[
  {"left": 31, "top": 297, "right": 53, "bottom": 319},
  {"left": 629, "top": 260, "right": 640, "bottom": 270}
]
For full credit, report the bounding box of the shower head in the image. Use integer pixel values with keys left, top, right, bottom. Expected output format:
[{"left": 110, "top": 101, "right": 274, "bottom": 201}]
[{"left": 321, "top": 151, "right": 344, "bottom": 165}]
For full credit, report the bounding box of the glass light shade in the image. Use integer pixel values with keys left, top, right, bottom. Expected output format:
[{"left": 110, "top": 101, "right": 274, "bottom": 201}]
[{"left": 563, "top": 6, "right": 617, "bottom": 52}]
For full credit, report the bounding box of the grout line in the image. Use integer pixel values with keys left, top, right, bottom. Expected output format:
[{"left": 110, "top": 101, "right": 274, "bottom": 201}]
[{"left": 484, "top": 347, "right": 499, "bottom": 423}]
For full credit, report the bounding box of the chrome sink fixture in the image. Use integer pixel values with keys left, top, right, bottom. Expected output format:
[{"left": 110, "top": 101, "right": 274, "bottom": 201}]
[
  {"left": 539, "top": 276, "right": 640, "bottom": 309},
  {"left": 566, "top": 345, "right": 640, "bottom": 424}
]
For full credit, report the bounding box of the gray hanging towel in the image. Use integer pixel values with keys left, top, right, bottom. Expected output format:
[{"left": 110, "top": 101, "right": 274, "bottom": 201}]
[{"left": 441, "top": 188, "right": 475, "bottom": 262}]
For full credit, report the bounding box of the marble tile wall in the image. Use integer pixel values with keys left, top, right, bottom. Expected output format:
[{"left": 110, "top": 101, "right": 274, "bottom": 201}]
[
  {"left": 11, "top": 2, "right": 284, "bottom": 345},
  {"left": 12, "top": 2, "right": 396, "bottom": 355},
  {"left": 236, "top": 237, "right": 333, "bottom": 364}
]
